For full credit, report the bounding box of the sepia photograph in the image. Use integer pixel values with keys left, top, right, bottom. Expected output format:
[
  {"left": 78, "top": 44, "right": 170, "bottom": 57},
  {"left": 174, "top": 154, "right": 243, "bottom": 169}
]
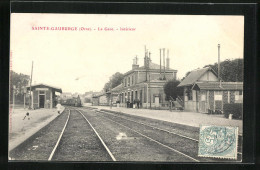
[{"left": 9, "top": 13, "right": 244, "bottom": 162}]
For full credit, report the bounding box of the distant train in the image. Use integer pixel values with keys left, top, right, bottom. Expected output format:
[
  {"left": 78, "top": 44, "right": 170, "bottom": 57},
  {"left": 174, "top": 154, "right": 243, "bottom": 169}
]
[{"left": 60, "top": 95, "right": 82, "bottom": 107}]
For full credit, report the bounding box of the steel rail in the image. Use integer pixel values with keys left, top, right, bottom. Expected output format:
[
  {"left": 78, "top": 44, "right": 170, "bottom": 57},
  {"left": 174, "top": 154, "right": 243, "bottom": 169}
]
[
  {"left": 48, "top": 109, "right": 71, "bottom": 161},
  {"left": 99, "top": 110, "right": 199, "bottom": 142},
  {"left": 98, "top": 109, "right": 242, "bottom": 156},
  {"left": 76, "top": 109, "right": 116, "bottom": 161},
  {"left": 99, "top": 114, "right": 199, "bottom": 162}
]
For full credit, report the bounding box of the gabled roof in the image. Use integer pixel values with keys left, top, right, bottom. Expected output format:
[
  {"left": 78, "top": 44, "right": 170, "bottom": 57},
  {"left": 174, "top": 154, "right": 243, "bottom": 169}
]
[
  {"left": 138, "top": 62, "right": 169, "bottom": 70},
  {"left": 178, "top": 67, "right": 218, "bottom": 87},
  {"left": 27, "top": 83, "right": 62, "bottom": 93},
  {"left": 111, "top": 84, "right": 123, "bottom": 92},
  {"left": 124, "top": 62, "right": 176, "bottom": 76},
  {"left": 193, "top": 82, "right": 243, "bottom": 90}
]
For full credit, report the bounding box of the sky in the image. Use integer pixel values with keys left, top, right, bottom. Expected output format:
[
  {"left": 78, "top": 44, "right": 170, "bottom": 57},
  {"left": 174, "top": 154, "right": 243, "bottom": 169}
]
[{"left": 10, "top": 14, "right": 244, "bottom": 94}]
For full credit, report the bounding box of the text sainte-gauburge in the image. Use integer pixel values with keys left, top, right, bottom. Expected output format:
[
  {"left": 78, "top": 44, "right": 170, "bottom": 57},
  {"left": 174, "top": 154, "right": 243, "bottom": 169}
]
[{"left": 31, "top": 26, "right": 136, "bottom": 31}]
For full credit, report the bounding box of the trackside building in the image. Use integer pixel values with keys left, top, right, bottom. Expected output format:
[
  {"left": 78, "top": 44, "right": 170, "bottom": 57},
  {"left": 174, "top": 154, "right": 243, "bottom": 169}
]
[
  {"left": 178, "top": 67, "right": 243, "bottom": 113},
  {"left": 108, "top": 53, "right": 178, "bottom": 108},
  {"left": 27, "top": 83, "right": 62, "bottom": 109}
]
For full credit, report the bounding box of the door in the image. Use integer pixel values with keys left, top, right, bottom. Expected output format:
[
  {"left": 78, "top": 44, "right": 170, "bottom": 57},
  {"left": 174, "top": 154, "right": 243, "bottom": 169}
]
[
  {"left": 39, "top": 95, "right": 45, "bottom": 108},
  {"left": 155, "top": 97, "right": 159, "bottom": 107}
]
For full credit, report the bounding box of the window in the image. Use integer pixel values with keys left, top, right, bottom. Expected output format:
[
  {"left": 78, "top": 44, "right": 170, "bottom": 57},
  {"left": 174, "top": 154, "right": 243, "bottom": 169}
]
[
  {"left": 186, "top": 89, "right": 192, "bottom": 101},
  {"left": 39, "top": 90, "right": 45, "bottom": 94},
  {"left": 128, "top": 77, "right": 130, "bottom": 86},
  {"left": 214, "top": 91, "right": 222, "bottom": 101},
  {"left": 132, "top": 75, "right": 134, "bottom": 85},
  {"left": 201, "top": 94, "right": 206, "bottom": 101},
  {"left": 235, "top": 91, "right": 243, "bottom": 103}
]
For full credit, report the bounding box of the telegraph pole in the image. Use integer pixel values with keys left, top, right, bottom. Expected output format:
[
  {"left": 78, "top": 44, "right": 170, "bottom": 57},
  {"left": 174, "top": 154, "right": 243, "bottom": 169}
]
[
  {"left": 24, "top": 87, "right": 26, "bottom": 109},
  {"left": 218, "top": 44, "right": 222, "bottom": 87},
  {"left": 29, "top": 61, "right": 33, "bottom": 109},
  {"left": 218, "top": 44, "right": 220, "bottom": 79},
  {"left": 149, "top": 52, "right": 152, "bottom": 109},
  {"left": 160, "top": 49, "right": 162, "bottom": 79},
  {"left": 163, "top": 48, "right": 166, "bottom": 80}
]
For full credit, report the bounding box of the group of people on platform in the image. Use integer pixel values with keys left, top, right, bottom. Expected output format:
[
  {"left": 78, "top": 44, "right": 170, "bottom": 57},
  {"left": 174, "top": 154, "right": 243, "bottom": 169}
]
[{"left": 125, "top": 98, "right": 141, "bottom": 109}]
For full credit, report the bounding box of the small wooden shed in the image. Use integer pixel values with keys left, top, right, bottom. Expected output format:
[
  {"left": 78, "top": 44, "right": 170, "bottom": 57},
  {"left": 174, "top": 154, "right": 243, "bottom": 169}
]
[{"left": 27, "top": 83, "right": 62, "bottom": 109}]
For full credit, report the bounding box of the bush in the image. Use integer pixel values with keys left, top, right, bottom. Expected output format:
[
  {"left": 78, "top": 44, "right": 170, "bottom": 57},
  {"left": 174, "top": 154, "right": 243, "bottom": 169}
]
[
  {"left": 163, "top": 79, "right": 183, "bottom": 101},
  {"left": 223, "top": 103, "right": 243, "bottom": 119},
  {"left": 207, "top": 109, "right": 223, "bottom": 115}
]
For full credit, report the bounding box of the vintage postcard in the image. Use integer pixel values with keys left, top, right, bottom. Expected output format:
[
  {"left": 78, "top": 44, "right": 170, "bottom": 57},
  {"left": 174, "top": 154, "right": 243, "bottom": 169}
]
[{"left": 9, "top": 13, "right": 243, "bottom": 162}]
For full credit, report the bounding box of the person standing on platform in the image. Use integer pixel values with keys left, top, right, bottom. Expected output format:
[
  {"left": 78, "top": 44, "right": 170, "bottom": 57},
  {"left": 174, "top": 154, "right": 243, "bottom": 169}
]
[
  {"left": 136, "top": 98, "right": 140, "bottom": 109},
  {"left": 56, "top": 102, "right": 62, "bottom": 114}
]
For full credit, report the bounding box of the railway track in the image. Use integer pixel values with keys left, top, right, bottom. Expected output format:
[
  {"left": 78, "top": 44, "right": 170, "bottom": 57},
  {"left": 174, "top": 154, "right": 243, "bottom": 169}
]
[
  {"left": 51, "top": 108, "right": 115, "bottom": 161},
  {"left": 9, "top": 108, "right": 115, "bottom": 161},
  {"left": 78, "top": 108, "right": 196, "bottom": 161},
  {"left": 96, "top": 109, "right": 243, "bottom": 155},
  {"left": 9, "top": 109, "right": 70, "bottom": 160},
  {"left": 9, "top": 106, "right": 242, "bottom": 162},
  {"left": 81, "top": 108, "right": 242, "bottom": 162}
]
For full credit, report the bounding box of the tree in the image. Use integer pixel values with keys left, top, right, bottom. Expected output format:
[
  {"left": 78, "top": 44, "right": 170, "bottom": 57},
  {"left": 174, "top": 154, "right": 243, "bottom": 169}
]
[
  {"left": 204, "top": 58, "right": 243, "bottom": 82},
  {"left": 10, "top": 71, "right": 30, "bottom": 103},
  {"left": 163, "top": 79, "right": 183, "bottom": 101},
  {"left": 103, "top": 72, "right": 124, "bottom": 92},
  {"left": 181, "top": 71, "right": 191, "bottom": 81}
]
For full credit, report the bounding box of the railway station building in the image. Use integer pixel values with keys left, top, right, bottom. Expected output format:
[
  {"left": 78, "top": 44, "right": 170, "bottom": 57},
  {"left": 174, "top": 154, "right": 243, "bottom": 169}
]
[
  {"left": 27, "top": 83, "right": 62, "bottom": 109},
  {"left": 92, "top": 92, "right": 110, "bottom": 106},
  {"left": 108, "top": 52, "right": 178, "bottom": 108},
  {"left": 177, "top": 67, "right": 243, "bottom": 113}
]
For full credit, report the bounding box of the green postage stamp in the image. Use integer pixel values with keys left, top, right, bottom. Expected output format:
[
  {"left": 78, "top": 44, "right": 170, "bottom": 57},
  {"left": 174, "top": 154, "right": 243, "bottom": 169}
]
[{"left": 198, "top": 125, "right": 238, "bottom": 159}]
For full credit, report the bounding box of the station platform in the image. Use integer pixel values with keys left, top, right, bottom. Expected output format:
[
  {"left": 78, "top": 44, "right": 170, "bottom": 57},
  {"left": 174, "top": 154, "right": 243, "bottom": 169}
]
[
  {"left": 87, "top": 105, "right": 243, "bottom": 135},
  {"left": 9, "top": 106, "right": 65, "bottom": 152}
]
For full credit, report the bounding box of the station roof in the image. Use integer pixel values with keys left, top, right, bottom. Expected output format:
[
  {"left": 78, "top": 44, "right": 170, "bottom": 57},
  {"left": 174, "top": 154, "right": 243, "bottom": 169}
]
[
  {"left": 138, "top": 62, "right": 169, "bottom": 70},
  {"left": 124, "top": 62, "right": 177, "bottom": 76},
  {"left": 27, "top": 83, "right": 62, "bottom": 93},
  {"left": 111, "top": 84, "right": 123, "bottom": 93},
  {"left": 193, "top": 82, "right": 243, "bottom": 90},
  {"left": 178, "top": 67, "right": 219, "bottom": 87}
]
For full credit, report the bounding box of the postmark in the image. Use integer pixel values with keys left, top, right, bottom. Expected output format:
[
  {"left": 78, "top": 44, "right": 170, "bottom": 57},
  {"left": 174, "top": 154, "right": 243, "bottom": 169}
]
[{"left": 198, "top": 125, "right": 238, "bottom": 159}]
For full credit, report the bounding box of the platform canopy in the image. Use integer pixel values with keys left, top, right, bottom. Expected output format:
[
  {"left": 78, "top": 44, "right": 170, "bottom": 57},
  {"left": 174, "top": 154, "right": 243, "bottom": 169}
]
[{"left": 26, "top": 83, "right": 62, "bottom": 93}]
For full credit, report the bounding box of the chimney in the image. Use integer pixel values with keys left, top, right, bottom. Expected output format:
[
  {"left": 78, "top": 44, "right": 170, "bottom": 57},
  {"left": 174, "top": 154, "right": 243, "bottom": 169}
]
[
  {"left": 132, "top": 56, "right": 139, "bottom": 70},
  {"left": 144, "top": 45, "right": 147, "bottom": 68},
  {"left": 144, "top": 45, "right": 148, "bottom": 81},
  {"left": 166, "top": 49, "right": 170, "bottom": 70}
]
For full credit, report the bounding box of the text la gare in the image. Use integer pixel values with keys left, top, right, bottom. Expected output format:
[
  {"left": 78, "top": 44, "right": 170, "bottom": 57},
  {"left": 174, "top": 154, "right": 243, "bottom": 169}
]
[{"left": 98, "top": 27, "right": 114, "bottom": 31}]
